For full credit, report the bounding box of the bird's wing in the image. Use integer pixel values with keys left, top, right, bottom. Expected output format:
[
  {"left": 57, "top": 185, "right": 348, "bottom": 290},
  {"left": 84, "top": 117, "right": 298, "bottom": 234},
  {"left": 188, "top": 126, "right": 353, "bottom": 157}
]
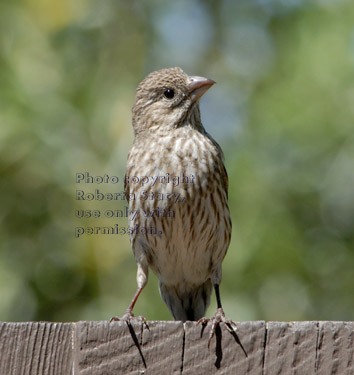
[
  {"left": 124, "top": 150, "right": 132, "bottom": 202},
  {"left": 124, "top": 173, "right": 130, "bottom": 201},
  {"left": 220, "top": 161, "right": 229, "bottom": 197},
  {"left": 206, "top": 132, "right": 229, "bottom": 196}
]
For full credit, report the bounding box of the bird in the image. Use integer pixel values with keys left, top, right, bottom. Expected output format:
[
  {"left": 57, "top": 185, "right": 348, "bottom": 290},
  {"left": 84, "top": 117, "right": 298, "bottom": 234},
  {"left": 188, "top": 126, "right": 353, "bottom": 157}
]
[{"left": 113, "top": 67, "right": 234, "bottom": 345}]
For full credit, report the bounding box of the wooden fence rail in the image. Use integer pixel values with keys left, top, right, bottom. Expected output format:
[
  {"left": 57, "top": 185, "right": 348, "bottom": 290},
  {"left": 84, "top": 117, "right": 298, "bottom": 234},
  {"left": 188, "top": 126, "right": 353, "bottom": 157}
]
[{"left": 0, "top": 321, "right": 353, "bottom": 374}]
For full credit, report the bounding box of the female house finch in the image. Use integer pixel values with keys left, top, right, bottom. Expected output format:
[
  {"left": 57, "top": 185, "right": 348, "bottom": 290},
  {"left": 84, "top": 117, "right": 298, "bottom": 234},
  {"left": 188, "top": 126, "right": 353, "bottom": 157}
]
[{"left": 116, "top": 67, "right": 234, "bottom": 342}]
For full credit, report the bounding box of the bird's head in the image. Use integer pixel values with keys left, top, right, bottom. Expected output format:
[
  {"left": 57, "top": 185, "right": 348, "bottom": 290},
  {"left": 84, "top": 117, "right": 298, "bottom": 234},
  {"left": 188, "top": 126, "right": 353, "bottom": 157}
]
[{"left": 132, "top": 67, "right": 215, "bottom": 136}]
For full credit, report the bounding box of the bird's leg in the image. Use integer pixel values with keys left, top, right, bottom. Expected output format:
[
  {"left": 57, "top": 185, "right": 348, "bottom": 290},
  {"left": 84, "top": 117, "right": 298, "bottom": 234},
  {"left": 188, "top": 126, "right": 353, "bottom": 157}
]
[
  {"left": 110, "top": 286, "right": 148, "bottom": 328},
  {"left": 110, "top": 262, "right": 149, "bottom": 328},
  {"left": 197, "top": 284, "right": 237, "bottom": 348},
  {"left": 123, "top": 286, "right": 144, "bottom": 319}
]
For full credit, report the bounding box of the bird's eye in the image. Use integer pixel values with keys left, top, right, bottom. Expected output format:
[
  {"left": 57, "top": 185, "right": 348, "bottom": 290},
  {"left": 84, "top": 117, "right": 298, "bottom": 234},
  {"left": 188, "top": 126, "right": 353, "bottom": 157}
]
[{"left": 163, "top": 89, "right": 175, "bottom": 99}]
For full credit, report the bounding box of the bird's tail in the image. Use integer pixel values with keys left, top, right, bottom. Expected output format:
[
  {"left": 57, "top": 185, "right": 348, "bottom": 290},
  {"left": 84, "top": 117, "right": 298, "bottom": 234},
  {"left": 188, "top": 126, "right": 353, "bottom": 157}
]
[{"left": 159, "top": 280, "right": 212, "bottom": 321}]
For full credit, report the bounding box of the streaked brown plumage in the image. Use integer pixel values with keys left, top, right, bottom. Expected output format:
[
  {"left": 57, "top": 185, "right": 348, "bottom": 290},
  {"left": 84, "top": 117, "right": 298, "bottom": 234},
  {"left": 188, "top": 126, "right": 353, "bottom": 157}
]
[{"left": 118, "top": 67, "right": 233, "bottom": 340}]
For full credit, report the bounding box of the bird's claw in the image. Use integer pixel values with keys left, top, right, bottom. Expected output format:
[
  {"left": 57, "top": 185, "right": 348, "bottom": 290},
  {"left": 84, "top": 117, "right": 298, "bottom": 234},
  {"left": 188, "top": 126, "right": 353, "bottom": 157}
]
[
  {"left": 110, "top": 311, "right": 149, "bottom": 330},
  {"left": 197, "top": 307, "right": 237, "bottom": 348}
]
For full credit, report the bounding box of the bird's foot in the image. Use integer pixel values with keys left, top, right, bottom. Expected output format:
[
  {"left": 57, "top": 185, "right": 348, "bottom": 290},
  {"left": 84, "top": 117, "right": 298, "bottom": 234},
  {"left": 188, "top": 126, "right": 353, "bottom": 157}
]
[
  {"left": 110, "top": 310, "right": 149, "bottom": 330},
  {"left": 197, "top": 307, "right": 237, "bottom": 348}
]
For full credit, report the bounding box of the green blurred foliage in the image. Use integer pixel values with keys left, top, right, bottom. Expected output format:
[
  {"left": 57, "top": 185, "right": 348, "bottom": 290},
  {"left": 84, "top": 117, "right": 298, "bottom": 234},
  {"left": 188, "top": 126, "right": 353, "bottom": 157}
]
[{"left": 0, "top": 0, "right": 353, "bottom": 322}]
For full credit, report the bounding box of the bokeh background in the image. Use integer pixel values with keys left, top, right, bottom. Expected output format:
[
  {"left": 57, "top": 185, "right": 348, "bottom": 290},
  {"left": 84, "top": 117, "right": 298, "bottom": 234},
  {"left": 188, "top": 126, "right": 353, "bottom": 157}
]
[{"left": 0, "top": 0, "right": 353, "bottom": 322}]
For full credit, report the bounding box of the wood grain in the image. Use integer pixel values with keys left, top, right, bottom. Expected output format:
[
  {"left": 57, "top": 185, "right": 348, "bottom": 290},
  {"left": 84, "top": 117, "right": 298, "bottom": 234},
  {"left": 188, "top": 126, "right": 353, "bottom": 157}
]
[
  {"left": 0, "top": 322, "right": 72, "bottom": 375},
  {"left": 183, "top": 320, "right": 265, "bottom": 375},
  {"left": 76, "top": 320, "right": 184, "bottom": 375},
  {"left": 1, "top": 321, "right": 353, "bottom": 374},
  {"left": 263, "top": 321, "right": 318, "bottom": 375},
  {"left": 316, "top": 321, "right": 354, "bottom": 375}
]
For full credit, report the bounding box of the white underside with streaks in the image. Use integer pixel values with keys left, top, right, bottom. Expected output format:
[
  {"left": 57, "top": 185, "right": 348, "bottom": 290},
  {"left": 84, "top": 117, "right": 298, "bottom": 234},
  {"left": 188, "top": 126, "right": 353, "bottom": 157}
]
[{"left": 126, "top": 125, "right": 231, "bottom": 294}]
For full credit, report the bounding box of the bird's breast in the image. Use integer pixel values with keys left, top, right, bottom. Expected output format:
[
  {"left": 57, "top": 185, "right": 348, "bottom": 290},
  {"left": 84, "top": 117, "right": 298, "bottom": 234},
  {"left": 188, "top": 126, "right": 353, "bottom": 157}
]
[{"left": 126, "top": 128, "right": 231, "bottom": 285}]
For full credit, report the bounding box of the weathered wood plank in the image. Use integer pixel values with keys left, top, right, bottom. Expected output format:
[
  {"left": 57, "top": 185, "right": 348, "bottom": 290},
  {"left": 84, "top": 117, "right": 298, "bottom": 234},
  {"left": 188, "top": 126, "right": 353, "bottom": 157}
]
[
  {"left": 182, "top": 320, "right": 265, "bottom": 374},
  {"left": 76, "top": 321, "right": 144, "bottom": 375},
  {"left": 76, "top": 320, "right": 184, "bottom": 375},
  {"left": 0, "top": 322, "right": 73, "bottom": 375},
  {"left": 140, "top": 321, "right": 184, "bottom": 374},
  {"left": 263, "top": 321, "right": 318, "bottom": 375},
  {"left": 316, "top": 321, "right": 354, "bottom": 375},
  {"left": 1, "top": 321, "right": 353, "bottom": 374}
]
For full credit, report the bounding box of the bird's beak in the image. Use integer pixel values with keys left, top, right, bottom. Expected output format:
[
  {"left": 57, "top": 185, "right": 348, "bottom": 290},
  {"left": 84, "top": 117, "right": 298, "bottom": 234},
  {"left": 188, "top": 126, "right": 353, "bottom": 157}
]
[{"left": 188, "top": 75, "right": 216, "bottom": 103}]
